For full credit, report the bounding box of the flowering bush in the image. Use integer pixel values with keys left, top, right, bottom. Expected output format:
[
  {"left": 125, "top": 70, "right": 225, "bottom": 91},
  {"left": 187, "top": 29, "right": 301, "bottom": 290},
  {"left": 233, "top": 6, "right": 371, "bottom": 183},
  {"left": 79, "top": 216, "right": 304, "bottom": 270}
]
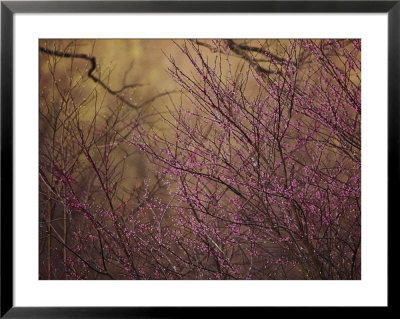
[
  {"left": 40, "top": 39, "right": 361, "bottom": 280},
  {"left": 135, "top": 39, "right": 361, "bottom": 279}
]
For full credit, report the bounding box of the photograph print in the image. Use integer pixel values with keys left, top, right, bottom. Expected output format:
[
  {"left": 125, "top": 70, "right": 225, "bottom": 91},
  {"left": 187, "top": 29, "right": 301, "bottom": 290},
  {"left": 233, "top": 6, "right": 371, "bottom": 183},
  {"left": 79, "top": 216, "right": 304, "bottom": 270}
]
[{"left": 39, "top": 39, "right": 361, "bottom": 280}]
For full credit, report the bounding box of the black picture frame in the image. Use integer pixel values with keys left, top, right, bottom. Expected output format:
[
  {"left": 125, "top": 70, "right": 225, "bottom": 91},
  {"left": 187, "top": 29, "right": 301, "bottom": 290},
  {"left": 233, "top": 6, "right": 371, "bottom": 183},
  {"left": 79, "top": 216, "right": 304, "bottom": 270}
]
[{"left": 1, "top": 0, "right": 394, "bottom": 317}]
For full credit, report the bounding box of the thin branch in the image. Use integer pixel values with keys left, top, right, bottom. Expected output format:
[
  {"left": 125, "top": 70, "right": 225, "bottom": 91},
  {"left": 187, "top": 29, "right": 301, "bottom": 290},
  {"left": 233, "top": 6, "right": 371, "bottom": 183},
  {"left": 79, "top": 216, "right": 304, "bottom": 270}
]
[{"left": 39, "top": 46, "right": 173, "bottom": 109}]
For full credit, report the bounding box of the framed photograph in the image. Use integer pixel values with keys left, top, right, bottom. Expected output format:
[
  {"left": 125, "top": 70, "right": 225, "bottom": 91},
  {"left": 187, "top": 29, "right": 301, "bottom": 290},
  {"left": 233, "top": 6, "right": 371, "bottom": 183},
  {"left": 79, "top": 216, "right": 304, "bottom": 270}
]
[{"left": 1, "top": 0, "right": 394, "bottom": 317}]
